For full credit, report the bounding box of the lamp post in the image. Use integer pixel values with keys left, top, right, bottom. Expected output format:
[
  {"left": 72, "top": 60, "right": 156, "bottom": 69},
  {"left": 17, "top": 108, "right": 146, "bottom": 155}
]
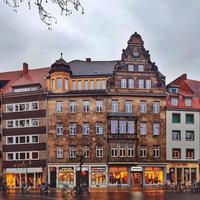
[{"left": 22, "top": 160, "right": 32, "bottom": 186}]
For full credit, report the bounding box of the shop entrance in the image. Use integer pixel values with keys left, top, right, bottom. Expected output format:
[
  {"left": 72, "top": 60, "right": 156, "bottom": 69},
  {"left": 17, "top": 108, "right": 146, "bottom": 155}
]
[
  {"left": 50, "top": 168, "right": 56, "bottom": 188},
  {"left": 131, "top": 172, "right": 142, "bottom": 187},
  {"left": 76, "top": 170, "right": 89, "bottom": 187}
]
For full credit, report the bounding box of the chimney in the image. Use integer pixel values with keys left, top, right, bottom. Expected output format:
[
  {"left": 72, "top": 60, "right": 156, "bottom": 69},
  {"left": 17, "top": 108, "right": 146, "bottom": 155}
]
[
  {"left": 86, "top": 58, "right": 91, "bottom": 62},
  {"left": 23, "top": 63, "right": 28, "bottom": 74}
]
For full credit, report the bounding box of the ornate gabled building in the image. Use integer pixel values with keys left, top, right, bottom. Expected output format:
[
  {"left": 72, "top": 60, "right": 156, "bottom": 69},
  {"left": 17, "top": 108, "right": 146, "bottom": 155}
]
[{"left": 46, "top": 32, "right": 166, "bottom": 188}]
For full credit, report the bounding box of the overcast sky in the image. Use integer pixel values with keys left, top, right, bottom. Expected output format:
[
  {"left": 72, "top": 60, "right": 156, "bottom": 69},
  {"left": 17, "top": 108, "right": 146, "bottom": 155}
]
[{"left": 0, "top": 0, "right": 200, "bottom": 83}]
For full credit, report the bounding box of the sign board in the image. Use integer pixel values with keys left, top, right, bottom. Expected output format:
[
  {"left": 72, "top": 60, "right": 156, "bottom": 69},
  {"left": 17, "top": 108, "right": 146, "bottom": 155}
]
[{"left": 131, "top": 167, "right": 143, "bottom": 172}]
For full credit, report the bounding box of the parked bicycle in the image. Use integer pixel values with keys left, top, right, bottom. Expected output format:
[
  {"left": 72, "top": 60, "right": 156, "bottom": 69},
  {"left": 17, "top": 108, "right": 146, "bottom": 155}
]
[
  {"left": 40, "top": 182, "right": 50, "bottom": 194},
  {"left": 61, "top": 183, "right": 72, "bottom": 199},
  {"left": 21, "top": 182, "right": 32, "bottom": 194},
  {"left": 71, "top": 182, "right": 90, "bottom": 200}
]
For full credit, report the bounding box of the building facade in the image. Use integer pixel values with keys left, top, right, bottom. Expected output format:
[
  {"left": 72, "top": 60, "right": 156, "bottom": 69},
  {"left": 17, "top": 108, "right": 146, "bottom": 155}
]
[
  {"left": 166, "top": 74, "right": 200, "bottom": 185},
  {"left": 46, "top": 33, "right": 166, "bottom": 188}
]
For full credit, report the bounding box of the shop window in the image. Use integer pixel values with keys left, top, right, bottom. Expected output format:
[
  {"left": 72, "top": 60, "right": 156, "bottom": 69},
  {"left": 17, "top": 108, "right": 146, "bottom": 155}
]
[
  {"left": 58, "top": 167, "right": 74, "bottom": 187},
  {"left": 186, "top": 149, "right": 194, "bottom": 159},
  {"left": 119, "top": 144, "right": 126, "bottom": 157},
  {"left": 36, "top": 173, "right": 43, "bottom": 187},
  {"left": 56, "top": 101, "right": 63, "bottom": 113},
  {"left": 96, "top": 145, "right": 103, "bottom": 157},
  {"left": 119, "top": 121, "right": 126, "bottom": 134},
  {"left": 138, "top": 79, "right": 144, "bottom": 89},
  {"left": 83, "top": 146, "right": 90, "bottom": 158},
  {"left": 191, "top": 168, "right": 196, "bottom": 183},
  {"left": 140, "top": 101, "right": 147, "bottom": 113},
  {"left": 83, "top": 123, "right": 89, "bottom": 135},
  {"left": 96, "top": 100, "right": 103, "bottom": 112},
  {"left": 127, "top": 144, "right": 135, "bottom": 157},
  {"left": 128, "top": 79, "right": 134, "bottom": 88},
  {"left": 127, "top": 121, "right": 135, "bottom": 134},
  {"left": 70, "top": 123, "right": 76, "bottom": 135},
  {"left": 56, "top": 123, "right": 63, "bottom": 136},
  {"left": 169, "top": 168, "right": 175, "bottom": 183},
  {"left": 120, "top": 79, "right": 127, "bottom": 88},
  {"left": 172, "top": 113, "right": 180, "bottom": 123},
  {"left": 56, "top": 78, "right": 62, "bottom": 89},
  {"left": 96, "top": 123, "right": 103, "bottom": 134},
  {"left": 171, "top": 97, "right": 178, "bottom": 106},
  {"left": 111, "top": 144, "right": 118, "bottom": 157},
  {"left": 83, "top": 100, "right": 90, "bottom": 112},
  {"left": 144, "top": 167, "right": 163, "bottom": 185},
  {"left": 69, "top": 101, "right": 76, "bottom": 113},
  {"left": 125, "top": 101, "right": 132, "bottom": 113},
  {"left": 109, "top": 167, "right": 128, "bottom": 185},
  {"left": 111, "top": 120, "right": 118, "bottom": 134},
  {"left": 153, "top": 145, "right": 160, "bottom": 158},
  {"left": 172, "top": 148, "right": 181, "bottom": 159},
  {"left": 172, "top": 130, "right": 181, "bottom": 141},
  {"left": 70, "top": 147, "right": 76, "bottom": 158},
  {"left": 112, "top": 100, "right": 118, "bottom": 112},
  {"left": 185, "top": 131, "right": 194, "bottom": 141},
  {"left": 153, "top": 123, "right": 160, "bottom": 136},
  {"left": 153, "top": 102, "right": 160, "bottom": 113},
  {"left": 140, "top": 122, "right": 147, "bottom": 135},
  {"left": 140, "top": 145, "right": 147, "bottom": 158},
  {"left": 91, "top": 167, "right": 106, "bottom": 186},
  {"left": 186, "top": 114, "right": 194, "bottom": 124}
]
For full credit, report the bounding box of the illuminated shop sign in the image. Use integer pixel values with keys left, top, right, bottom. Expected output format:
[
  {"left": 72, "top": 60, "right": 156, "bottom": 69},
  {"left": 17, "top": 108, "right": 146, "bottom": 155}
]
[{"left": 131, "top": 167, "right": 143, "bottom": 172}]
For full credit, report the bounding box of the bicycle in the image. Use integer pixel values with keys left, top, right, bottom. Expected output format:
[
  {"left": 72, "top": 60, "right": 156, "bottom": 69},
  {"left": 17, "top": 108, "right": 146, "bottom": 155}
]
[{"left": 71, "top": 183, "right": 90, "bottom": 200}]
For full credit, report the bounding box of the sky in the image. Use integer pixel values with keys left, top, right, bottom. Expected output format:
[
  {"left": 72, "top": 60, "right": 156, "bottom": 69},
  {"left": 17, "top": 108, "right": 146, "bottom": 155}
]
[{"left": 0, "top": 0, "right": 200, "bottom": 83}]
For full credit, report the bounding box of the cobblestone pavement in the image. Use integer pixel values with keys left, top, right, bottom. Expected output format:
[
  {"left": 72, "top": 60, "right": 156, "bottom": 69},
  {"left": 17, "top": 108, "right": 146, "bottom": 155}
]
[{"left": 0, "top": 190, "right": 200, "bottom": 200}]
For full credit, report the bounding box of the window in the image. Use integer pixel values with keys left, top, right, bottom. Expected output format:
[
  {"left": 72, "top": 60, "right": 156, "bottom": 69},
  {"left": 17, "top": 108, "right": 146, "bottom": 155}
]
[
  {"left": 70, "top": 147, "right": 76, "bottom": 158},
  {"left": 6, "top": 104, "right": 13, "bottom": 112},
  {"left": 186, "top": 149, "right": 194, "bottom": 159},
  {"left": 140, "top": 145, "right": 147, "bottom": 157},
  {"left": 31, "top": 102, "right": 39, "bottom": 110},
  {"left": 125, "top": 101, "right": 132, "bottom": 113},
  {"left": 186, "top": 114, "right": 194, "bottom": 124},
  {"left": 140, "top": 101, "right": 147, "bottom": 113},
  {"left": 96, "top": 80, "right": 101, "bottom": 89},
  {"left": 171, "top": 97, "right": 178, "bottom": 106},
  {"left": 140, "top": 123, "right": 147, "bottom": 135},
  {"left": 112, "top": 100, "right": 118, "bottom": 112},
  {"left": 31, "top": 118, "right": 39, "bottom": 127},
  {"left": 77, "top": 80, "right": 82, "bottom": 90},
  {"left": 153, "top": 102, "right": 160, "bottom": 113},
  {"left": 65, "top": 79, "right": 69, "bottom": 90},
  {"left": 111, "top": 144, "right": 118, "bottom": 157},
  {"left": 56, "top": 101, "right": 63, "bottom": 113},
  {"left": 138, "top": 65, "right": 144, "bottom": 72},
  {"left": 172, "top": 113, "right": 180, "bottom": 123},
  {"left": 138, "top": 79, "right": 144, "bottom": 88},
  {"left": 70, "top": 123, "right": 76, "bottom": 135},
  {"left": 7, "top": 137, "right": 13, "bottom": 144},
  {"left": 172, "top": 130, "right": 181, "bottom": 141},
  {"left": 83, "top": 100, "right": 90, "bottom": 112},
  {"left": 185, "top": 98, "right": 192, "bottom": 107},
  {"left": 6, "top": 102, "right": 39, "bottom": 112},
  {"left": 72, "top": 80, "right": 76, "bottom": 90},
  {"left": 96, "top": 100, "right": 103, "bottom": 112},
  {"left": 20, "top": 136, "right": 25, "bottom": 143},
  {"left": 32, "top": 135, "right": 39, "bottom": 143},
  {"left": 153, "top": 145, "right": 160, "bottom": 158},
  {"left": 119, "top": 144, "right": 126, "bottom": 157},
  {"left": 128, "top": 79, "right": 134, "bottom": 88},
  {"left": 185, "top": 131, "right": 194, "bottom": 141},
  {"left": 70, "top": 101, "right": 76, "bottom": 113},
  {"left": 127, "top": 144, "right": 135, "bottom": 157},
  {"left": 128, "top": 65, "right": 134, "bottom": 71},
  {"left": 146, "top": 80, "right": 151, "bottom": 89},
  {"left": 121, "top": 79, "right": 127, "bottom": 88},
  {"left": 51, "top": 79, "right": 54, "bottom": 90},
  {"left": 96, "top": 123, "right": 103, "bottom": 134},
  {"left": 83, "top": 146, "right": 90, "bottom": 158},
  {"left": 153, "top": 123, "right": 160, "bottom": 136},
  {"left": 32, "top": 152, "right": 39, "bottom": 159},
  {"left": 102, "top": 80, "right": 106, "bottom": 89},
  {"left": 7, "top": 120, "right": 13, "bottom": 128},
  {"left": 96, "top": 145, "right": 103, "bottom": 157},
  {"left": 111, "top": 120, "right": 118, "bottom": 134},
  {"left": 90, "top": 80, "right": 94, "bottom": 90},
  {"left": 56, "top": 78, "right": 62, "bottom": 89},
  {"left": 56, "top": 123, "right": 63, "bottom": 135},
  {"left": 127, "top": 121, "right": 135, "bottom": 134},
  {"left": 20, "top": 152, "right": 25, "bottom": 160},
  {"left": 83, "top": 123, "right": 89, "bottom": 135},
  {"left": 7, "top": 153, "right": 13, "bottom": 160},
  {"left": 57, "top": 146, "right": 63, "bottom": 159},
  {"left": 119, "top": 120, "right": 126, "bottom": 134},
  {"left": 170, "top": 87, "right": 179, "bottom": 94},
  {"left": 172, "top": 148, "right": 181, "bottom": 159},
  {"left": 84, "top": 80, "right": 89, "bottom": 90}
]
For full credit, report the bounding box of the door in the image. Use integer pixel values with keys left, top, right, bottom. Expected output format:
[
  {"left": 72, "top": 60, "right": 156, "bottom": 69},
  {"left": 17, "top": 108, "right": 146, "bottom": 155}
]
[
  {"left": 50, "top": 168, "right": 57, "bottom": 188},
  {"left": 131, "top": 172, "right": 142, "bottom": 187},
  {"left": 76, "top": 170, "right": 89, "bottom": 187}
]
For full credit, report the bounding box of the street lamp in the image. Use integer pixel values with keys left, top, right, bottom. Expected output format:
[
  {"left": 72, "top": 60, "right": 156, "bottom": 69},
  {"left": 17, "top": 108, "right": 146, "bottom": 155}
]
[{"left": 22, "top": 160, "right": 32, "bottom": 185}]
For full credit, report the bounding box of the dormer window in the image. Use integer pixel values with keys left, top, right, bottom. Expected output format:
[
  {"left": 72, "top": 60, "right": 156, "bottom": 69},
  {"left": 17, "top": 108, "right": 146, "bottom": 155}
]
[
  {"left": 170, "top": 87, "right": 179, "bottom": 94},
  {"left": 138, "top": 65, "right": 144, "bottom": 72},
  {"left": 185, "top": 98, "right": 192, "bottom": 107},
  {"left": 128, "top": 65, "right": 134, "bottom": 71},
  {"left": 65, "top": 79, "right": 69, "bottom": 90},
  {"left": 13, "top": 85, "right": 40, "bottom": 93},
  {"left": 171, "top": 97, "right": 178, "bottom": 106},
  {"left": 56, "top": 78, "right": 62, "bottom": 89}
]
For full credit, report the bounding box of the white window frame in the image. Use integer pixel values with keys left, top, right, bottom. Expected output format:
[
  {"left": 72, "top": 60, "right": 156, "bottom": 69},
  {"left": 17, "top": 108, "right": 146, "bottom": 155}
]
[
  {"left": 70, "top": 147, "right": 77, "bottom": 158},
  {"left": 6, "top": 118, "right": 39, "bottom": 129},
  {"left": 172, "top": 130, "right": 181, "bottom": 141},
  {"left": 153, "top": 123, "right": 160, "bottom": 136},
  {"left": 125, "top": 101, "right": 132, "bottom": 113},
  {"left": 96, "top": 100, "right": 103, "bottom": 112},
  {"left": 120, "top": 79, "right": 127, "bottom": 88},
  {"left": 83, "top": 100, "right": 90, "bottom": 112},
  {"left": 70, "top": 123, "right": 76, "bottom": 135},
  {"left": 138, "top": 79, "right": 144, "bottom": 89},
  {"left": 145, "top": 79, "right": 151, "bottom": 89},
  {"left": 127, "top": 121, "right": 135, "bottom": 134},
  {"left": 185, "top": 130, "right": 194, "bottom": 141},
  {"left": 56, "top": 123, "right": 63, "bottom": 136},
  {"left": 138, "top": 64, "right": 144, "bottom": 72},
  {"left": 111, "top": 120, "right": 118, "bottom": 134},
  {"left": 119, "top": 120, "right": 126, "bottom": 134},
  {"left": 57, "top": 147, "right": 63, "bottom": 159},
  {"left": 153, "top": 102, "right": 160, "bottom": 113},
  {"left": 70, "top": 101, "right": 76, "bottom": 113},
  {"left": 119, "top": 144, "right": 126, "bottom": 157},
  {"left": 128, "top": 79, "right": 134, "bottom": 88},
  {"left": 83, "top": 123, "right": 90, "bottom": 135},
  {"left": 96, "top": 123, "right": 103, "bottom": 135},
  {"left": 171, "top": 97, "right": 178, "bottom": 106},
  {"left": 185, "top": 98, "right": 192, "bottom": 107},
  {"left": 83, "top": 146, "right": 90, "bottom": 158},
  {"left": 96, "top": 146, "right": 103, "bottom": 157},
  {"left": 140, "top": 145, "right": 147, "bottom": 158},
  {"left": 140, "top": 101, "right": 147, "bottom": 113},
  {"left": 111, "top": 144, "right": 118, "bottom": 157},
  {"left": 140, "top": 122, "right": 147, "bottom": 135},
  {"left": 56, "top": 101, "right": 63, "bottom": 113},
  {"left": 112, "top": 100, "right": 118, "bottom": 112},
  {"left": 127, "top": 144, "right": 135, "bottom": 157}
]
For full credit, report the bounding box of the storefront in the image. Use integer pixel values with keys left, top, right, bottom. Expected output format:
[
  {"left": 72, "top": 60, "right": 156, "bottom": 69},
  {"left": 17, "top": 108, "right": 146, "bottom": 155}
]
[
  {"left": 58, "top": 167, "right": 74, "bottom": 187},
  {"left": 130, "top": 167, "right": 143, "bottom": 187},
  {"left": 5, "top": 168, "right": 43, "bottom": 188},
  {"left": 167, "top": 163, "right": 199, "bottom": 184},
  {"left": 91, "top": 167, "right": 106, "bottom": 187},
  {"left": 109, "top": 166, "right": 128, "bottom": 186}
]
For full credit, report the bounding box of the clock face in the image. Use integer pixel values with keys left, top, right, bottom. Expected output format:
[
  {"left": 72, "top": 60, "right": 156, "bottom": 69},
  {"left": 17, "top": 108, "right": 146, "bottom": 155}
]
[{"left": 133, "top": 52, "right": 139, "bottom": 57}]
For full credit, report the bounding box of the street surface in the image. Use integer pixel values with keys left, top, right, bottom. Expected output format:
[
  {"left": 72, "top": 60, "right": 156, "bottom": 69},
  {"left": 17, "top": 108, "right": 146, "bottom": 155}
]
[{"left": 0, "top": 190, "right": 200, "bottom": 200}]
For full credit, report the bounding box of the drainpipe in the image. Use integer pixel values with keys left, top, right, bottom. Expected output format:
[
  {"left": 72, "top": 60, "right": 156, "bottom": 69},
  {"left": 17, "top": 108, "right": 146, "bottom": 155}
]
[{"left": 45, "top": 90, "right": 48, "bottom": 183}]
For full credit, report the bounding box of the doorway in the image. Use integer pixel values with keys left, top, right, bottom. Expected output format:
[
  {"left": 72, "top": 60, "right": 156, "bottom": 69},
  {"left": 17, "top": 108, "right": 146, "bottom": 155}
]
[{"left": 131, "top": 172, "right": 142, "bottom": 187}]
